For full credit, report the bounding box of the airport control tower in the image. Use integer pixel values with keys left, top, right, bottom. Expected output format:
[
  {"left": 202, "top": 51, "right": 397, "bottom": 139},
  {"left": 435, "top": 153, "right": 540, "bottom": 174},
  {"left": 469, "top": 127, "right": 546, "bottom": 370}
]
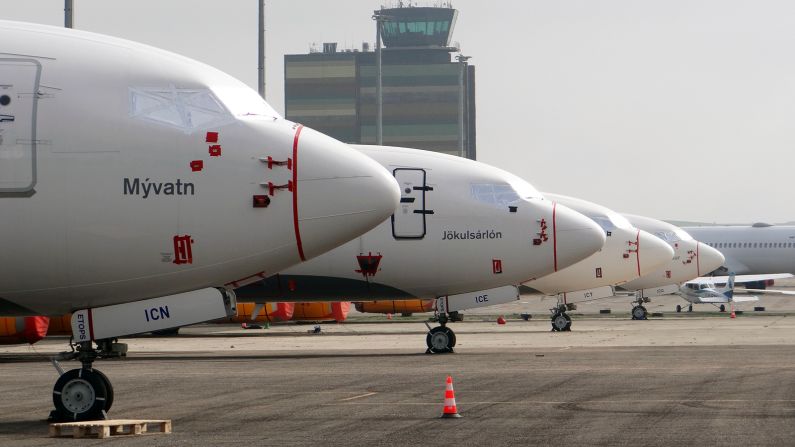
[{"left": 284, "top": 3, "right": 476, "bottom": 159}]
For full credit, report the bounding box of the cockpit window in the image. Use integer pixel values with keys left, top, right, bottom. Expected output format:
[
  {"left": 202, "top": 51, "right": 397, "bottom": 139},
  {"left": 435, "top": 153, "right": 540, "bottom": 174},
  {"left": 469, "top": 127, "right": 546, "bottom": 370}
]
[
  {"left": 129, "top": 86, "right": 235, "bottom": 132},
  {"left": 590, "top": 216, "right": 616, "bottom": 232},
  {"left": 129, "top": 85, "right": 281, "bottom": 133},
  {"left": 654, "top": 231, "right": 680, "bottom": 243},
  {"left": 471, "top": 183, "right": 521, "bottom": 206},
  {"left": 585, "top": 212, "right": 633, "bottom": 232}
]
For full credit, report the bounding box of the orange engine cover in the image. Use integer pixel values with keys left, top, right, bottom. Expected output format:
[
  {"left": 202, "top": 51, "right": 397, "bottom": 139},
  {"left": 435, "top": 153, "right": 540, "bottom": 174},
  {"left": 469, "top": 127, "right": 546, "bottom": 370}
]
[
  {"left": 46, "top": 314, "right": 73, "bottom": 336},
  {"left": 292, "top": 302, "right": 350, "bottom": 322},
  {"left": 0, "top": 316, "right": 50, "bottom": 345},
  {"left": 354, "top": 299, "right": 434, "bottom": 314},
  {"left": 228, "top": 302, "right": 295, "bottom": 323}
]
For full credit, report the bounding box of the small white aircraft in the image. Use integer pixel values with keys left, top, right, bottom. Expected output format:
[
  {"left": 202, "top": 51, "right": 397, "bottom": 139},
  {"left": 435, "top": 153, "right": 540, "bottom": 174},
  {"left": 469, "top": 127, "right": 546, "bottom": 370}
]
[
  {"left": 676, "top": 273, "right": 794, "bottom": 312},
  {"left": 0, "top": 21, "right": 400, "bottom": 421},
  {"left": 236, "top": 145, "right": 608, "bottom": 353},
  {"left": 683, "top": 224, "right": 795, "bottom": 287},
  {"left": 525, "top": 194, "right": 675, "bottom": 331}
]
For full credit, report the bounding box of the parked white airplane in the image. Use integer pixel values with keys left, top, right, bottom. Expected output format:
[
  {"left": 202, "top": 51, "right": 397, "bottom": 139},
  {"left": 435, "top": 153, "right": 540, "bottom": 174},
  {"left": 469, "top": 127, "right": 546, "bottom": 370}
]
[
  {"left": 617, "top": 215, "right": 726, "bottom": 319},
  {"left": 683, "top": 224, "right": 795, "bottom": 285},
  {"left": 525, "top": 194, "right": 675, "bottom": 331},
  {"left": 0, "top": 21, "right": 400, "bottom": 421},
  {"left": 677, "top": 273, "right": 794, "bottom": 312},
  {"left": 236, "top": 145, "right": 608, "bottom": 353}
]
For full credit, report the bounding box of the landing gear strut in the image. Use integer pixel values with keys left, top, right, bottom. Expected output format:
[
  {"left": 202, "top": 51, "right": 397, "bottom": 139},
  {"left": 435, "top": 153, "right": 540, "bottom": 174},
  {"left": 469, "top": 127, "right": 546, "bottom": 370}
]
[
  {"left": 50, "top": 339, "right": 126, "bottom": 422},
  {"left": 426, "top": 312, "right": 458, "bottom": 354},
  {"left": 550, "top": 303, "right": 574, "bottom": 332}
]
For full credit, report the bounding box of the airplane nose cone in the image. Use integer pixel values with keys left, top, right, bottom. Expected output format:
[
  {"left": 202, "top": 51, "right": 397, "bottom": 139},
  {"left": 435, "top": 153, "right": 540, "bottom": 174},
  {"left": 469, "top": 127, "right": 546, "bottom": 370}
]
[
  {"left": 637, "top": 230, "right": 675, "bottom": 276},
  {"left": 552, "top": 203, "right": 607, "bottom": 271},
  {"left": 293, "top": 126, "right": 400, "bottom": 260},
  {"left": 697, "top": 242, "right": 725, "bottom": 276}
]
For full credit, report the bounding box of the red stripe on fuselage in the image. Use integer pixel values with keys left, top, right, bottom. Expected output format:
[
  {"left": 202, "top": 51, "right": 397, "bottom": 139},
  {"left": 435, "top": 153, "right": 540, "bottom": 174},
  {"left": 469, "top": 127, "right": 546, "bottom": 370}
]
[
  {"left": 636, "top": 230, "right": 641, "bottom": 277},
  {"left": 87, "top": 309, "right": 95, "bottom": 341},
  {"left": 552, "top": 202, "right": 558, "bottom": 272},
  {"left": 696, "top": 242, "right": 701, "bottom": 277},
  {"left": 292, "top": 125, "right": 306, "bottom": 261}
]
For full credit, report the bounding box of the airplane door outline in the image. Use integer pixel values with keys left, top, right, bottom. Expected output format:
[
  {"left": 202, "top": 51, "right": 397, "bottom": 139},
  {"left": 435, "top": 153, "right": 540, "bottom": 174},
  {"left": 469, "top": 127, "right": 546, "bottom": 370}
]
[
  {"left": 0, "top": 58, "right": 41, "bottom": 193},
  {"left": 391, "top": 168, "right": 433, "bottom": 239}
]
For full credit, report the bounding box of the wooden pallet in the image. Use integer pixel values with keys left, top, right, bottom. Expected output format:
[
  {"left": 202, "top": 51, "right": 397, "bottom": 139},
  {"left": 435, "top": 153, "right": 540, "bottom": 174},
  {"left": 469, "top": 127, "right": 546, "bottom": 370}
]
[{"left": 49, "top": 419, "right": 171, "bottom": 439}]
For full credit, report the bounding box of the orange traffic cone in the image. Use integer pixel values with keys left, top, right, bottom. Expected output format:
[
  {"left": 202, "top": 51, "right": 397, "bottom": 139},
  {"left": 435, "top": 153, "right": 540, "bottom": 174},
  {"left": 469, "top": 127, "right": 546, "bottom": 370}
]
[
  {"left": 441, "top": 375, "right": 462, "bottom": 418},
  {"left": 497, "top": 315, "right": 506, "bottom": 325},
  {"left": 386, "top": 313, "right": 393, "bottom": 320},
  {"left": 730, "top": 302, "right": 736, "bottom": 319}
]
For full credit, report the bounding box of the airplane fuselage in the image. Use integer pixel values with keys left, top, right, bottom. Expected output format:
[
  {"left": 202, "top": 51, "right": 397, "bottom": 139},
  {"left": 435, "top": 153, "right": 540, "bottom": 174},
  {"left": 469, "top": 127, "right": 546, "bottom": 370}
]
[
  {"left": 235, "top": 146, "right": 606, "bottom": 303},
  {"left": 683, "top": 225, "right": 795, "bottom": 275},
  {"left": 0, "top": 22, "right": 399, "bottom": 315},
  {"left": 525, "top": 194, "right": 674, "bottom": 295},
  {"left": 619, "top": 215, "right": 725, "bottom": 291}
]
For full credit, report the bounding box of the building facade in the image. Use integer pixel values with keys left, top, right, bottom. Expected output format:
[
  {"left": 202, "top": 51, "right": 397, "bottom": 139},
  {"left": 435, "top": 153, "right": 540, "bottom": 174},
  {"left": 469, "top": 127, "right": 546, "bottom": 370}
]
[{"left": 285, "top": 5, "right": 476, "bottom": 159}]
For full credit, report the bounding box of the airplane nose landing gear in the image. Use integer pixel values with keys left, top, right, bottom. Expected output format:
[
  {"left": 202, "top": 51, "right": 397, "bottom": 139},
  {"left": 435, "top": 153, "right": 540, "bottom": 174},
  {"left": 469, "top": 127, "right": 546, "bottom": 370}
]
[
  {"left": 550, "top": 303, "right": 573, "bottom": 331},
  {"left": 631, "top": 305, "right": 648, "bottom": 320},
  {"left": 550, "top": 311, "right": 572, "bottom": 331},
  {"left": 49, "top": 340, "right": 125, "bottom": 422},
  {"left": 425, "top": 313, "right": 457, "bottom": 354},
  {"left": 52, "top": 367, "right": 109, "bottom": 421},
  {"left": 630, "top": 295, "right": 650, "bottom": 320}
]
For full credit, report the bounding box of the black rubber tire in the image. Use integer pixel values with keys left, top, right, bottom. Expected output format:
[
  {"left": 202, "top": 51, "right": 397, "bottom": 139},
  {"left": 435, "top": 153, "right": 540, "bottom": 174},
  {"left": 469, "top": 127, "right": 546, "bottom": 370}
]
[
  {"left": 688, "top": 305, "right": 693, "bottom": 312},
  {"left": 93, "top": 369, "right": 114, "bottom": 412},
  {"left": 551, "top": 312, "right": 572, "bottom": 332},
  {"left": 426, "top": 326, "right": 456, "bottom": 354},
  {"left": 52, "top": 368, "right": 108, "bottom": 421},
  {"left": 719, "top": 304, "right": 726, "bottom": 312},
  {"left": 676, "top": 305, "right": 682, "bottom": 313},
  {"left": 631, "top": 306, "right": 648, "bottom": 321}
]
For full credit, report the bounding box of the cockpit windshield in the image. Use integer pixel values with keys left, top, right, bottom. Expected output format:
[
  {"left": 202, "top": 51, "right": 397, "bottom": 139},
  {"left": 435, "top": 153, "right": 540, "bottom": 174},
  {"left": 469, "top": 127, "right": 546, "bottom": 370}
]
[
  {"left": 655, "top": 228, "right": 694, "bottom": 243},
  {"left": 470, "top": 172, "right": 541, "bottom": 207},
  {"left": 586, "top": 212, "right": 633, "bottom": 233}
]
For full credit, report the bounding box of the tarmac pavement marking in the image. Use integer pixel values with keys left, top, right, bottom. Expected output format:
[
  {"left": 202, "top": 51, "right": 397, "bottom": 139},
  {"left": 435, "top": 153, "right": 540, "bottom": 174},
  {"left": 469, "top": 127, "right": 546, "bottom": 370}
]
[{"left": 340, "top": 392, "right": 378, "bottom": 401}]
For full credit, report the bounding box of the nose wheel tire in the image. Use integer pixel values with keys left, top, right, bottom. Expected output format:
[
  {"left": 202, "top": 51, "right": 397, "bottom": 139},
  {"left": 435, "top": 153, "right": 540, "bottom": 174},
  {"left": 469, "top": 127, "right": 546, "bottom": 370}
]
[
  {"left": 93, "top": 369, "right": 114, "bottom": 412},
  {"left": 676, "top": 305, "right": 682, "bottom": 313},
  {"left": 52, "top": 368, "right": 109, "bottom": 421},
  {"left": 426, "top": 326, "right": 456, "bottom": 354},
  {"left": 551, "top": 312, "right": 572, "bottom": 332},
  {"left": 631, "top": 305, "right": 648, "bottom": 320}
]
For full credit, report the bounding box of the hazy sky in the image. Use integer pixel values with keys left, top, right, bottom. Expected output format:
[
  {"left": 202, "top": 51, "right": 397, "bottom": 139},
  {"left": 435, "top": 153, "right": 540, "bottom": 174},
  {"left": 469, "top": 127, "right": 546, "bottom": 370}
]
[{"left": 4, "top": 1, "right": 795, "bottom": 223}]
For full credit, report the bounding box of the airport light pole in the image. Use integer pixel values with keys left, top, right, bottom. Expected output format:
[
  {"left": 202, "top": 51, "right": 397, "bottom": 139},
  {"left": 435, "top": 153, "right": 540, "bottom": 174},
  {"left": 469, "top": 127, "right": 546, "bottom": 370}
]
[
  {"left": 372, "top": 12, "right": 391, "bottom": 146},
  {"left": 258, "top": 1, "right": 266, "bottom": 100},
  {"left": 64, "top": 0, "right": 73, "bottom": 28},
  {"left": 456, "top": 54, "right": 471, "bottom": 159}
]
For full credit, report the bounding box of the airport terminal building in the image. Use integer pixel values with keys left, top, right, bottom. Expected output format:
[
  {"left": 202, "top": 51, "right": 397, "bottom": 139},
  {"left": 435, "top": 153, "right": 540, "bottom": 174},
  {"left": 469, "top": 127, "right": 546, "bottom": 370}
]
[{"left": 284, "top": 5, "right": 476, "bottom": 159}]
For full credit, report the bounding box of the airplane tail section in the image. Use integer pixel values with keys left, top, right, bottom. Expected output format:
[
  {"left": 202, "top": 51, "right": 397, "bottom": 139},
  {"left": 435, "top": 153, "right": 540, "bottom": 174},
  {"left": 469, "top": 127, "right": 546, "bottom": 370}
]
[{"left": 722, "top": 272, "right": 736, "bottom": 301}]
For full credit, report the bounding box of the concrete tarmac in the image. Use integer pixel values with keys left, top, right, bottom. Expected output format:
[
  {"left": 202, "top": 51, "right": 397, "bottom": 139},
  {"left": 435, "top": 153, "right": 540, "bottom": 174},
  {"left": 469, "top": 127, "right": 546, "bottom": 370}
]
[{"left": 2, "top": 315, "right": 795, "bottom": 446}]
